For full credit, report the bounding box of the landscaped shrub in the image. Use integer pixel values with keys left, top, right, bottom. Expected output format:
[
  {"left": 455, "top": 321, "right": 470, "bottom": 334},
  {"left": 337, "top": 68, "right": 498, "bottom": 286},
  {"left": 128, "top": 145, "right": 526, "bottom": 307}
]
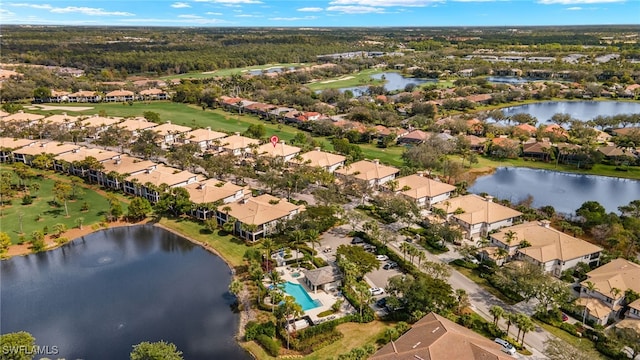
[
  {"left": 21, "top": 195, "right": 33, "bottom": 205},
  {"left": 317, "top": 309, "right": 334, "bottom": 318},
  {"left": 256, "top": 334, "right": 280, "bottom": 357},
  {"left": 451, "top": 258, "right": 479, "bottom": 269},
  {"left": 595, "top": 338, "right": 627, "bottom": 360},
  {"left": 559, "top": 322, "right": 580, "bottom": 337},
  {"left": 311, "top": 256, "right": 327, "bottom": 268}
]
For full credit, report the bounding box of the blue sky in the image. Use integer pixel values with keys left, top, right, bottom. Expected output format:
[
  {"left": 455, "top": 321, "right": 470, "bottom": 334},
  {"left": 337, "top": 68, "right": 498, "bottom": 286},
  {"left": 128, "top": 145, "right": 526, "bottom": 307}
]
[{"left": 1, "top": 0, "right": 638, "bottom": 27}]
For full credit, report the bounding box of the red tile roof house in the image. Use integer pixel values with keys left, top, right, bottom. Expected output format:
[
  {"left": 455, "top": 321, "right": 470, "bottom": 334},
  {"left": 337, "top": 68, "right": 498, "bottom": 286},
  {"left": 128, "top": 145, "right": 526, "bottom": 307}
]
[
  {"left": 67, "top": 90, "right": 101, "bottom": 103},
  {"left": 578, "top": 258, "right": 640, "bottom": 326},
  {"left": 244, "top": 102, "right": 277, "bottom": 118},
  {"left": 432, "top": 194, "right": 522, "bottom": 243},
  {"left": 397, "top": 129, "right": 430, "bottom": 145},
  {"left": 139, "top": 88, "right": 170, "bottom": 100},
  {"left": 522, "top": 141, "right": 553, "bottom": 161},
  {"left": 104, "top": 89, "right": 136, "bottom": 102}
]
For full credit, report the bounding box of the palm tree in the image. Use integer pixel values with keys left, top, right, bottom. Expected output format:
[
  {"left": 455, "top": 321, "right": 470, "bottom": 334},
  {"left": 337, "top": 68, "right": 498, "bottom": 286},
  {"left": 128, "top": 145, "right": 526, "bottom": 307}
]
[
  {"left": 610, "top": 287, "right": 622, "bottom": 310},
  {"left": 399, "top": 242, "right": 411, "bottom": 260},
  {"left": 504, "top": 230, "right": 517, "bottom": 248},
  {"left": 289, "top": 230, "right": 306, "bottom": 266},
  {"left": 505, "top": 312, "right": 515, "bottom": 335},
  {"left": 518, "top": 315, "right": 535, "bottom": 347},
  {"left": 455, "top": 289, "right": 470, "bottom": 315},
  {"left": 490, "top": 305, "right": 505, "bottom": 326},
  {"left": 305, "top": 229, "right": 321, "bottom": 251},
  {"left": 277, "top": 296, "right": 303, "bottom": 350},
  {"left": 582, "top": 280, "right": 597, "bottom": 325},
  {"left": 383, "top": 327, "right": 398, "bottom": 343},
  {"left": 261, "top": 238, "right": 275, "bottom": 272},
  {"left": 416, "top": 251, "right": 426, "bottom": 267}
]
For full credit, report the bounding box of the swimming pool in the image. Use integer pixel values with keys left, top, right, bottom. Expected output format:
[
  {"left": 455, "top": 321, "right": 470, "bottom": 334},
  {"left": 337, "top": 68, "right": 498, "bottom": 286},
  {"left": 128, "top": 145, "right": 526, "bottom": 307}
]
[{"left": 281, "top": 282, "right": 321, "bottom": 311}]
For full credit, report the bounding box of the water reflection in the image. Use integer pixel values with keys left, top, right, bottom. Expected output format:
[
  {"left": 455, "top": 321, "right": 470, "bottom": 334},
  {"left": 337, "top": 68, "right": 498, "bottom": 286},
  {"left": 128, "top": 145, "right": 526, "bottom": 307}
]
[
  {"left": 498, "top": 101, "right": 640, "bottom": 124},
  {"left": 336, "top": 72, "right": 436, "bottom": 96},
  {"left": 1, "top": 225, "right": 249, "bottom": 360},
  {"left": 469, "top": 167, "right": 640, "bottom": 214}
]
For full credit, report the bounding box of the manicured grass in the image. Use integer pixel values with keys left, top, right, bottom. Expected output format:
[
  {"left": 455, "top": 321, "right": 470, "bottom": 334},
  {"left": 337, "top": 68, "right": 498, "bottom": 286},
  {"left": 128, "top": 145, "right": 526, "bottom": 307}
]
[
  {"left": 359, "top": 144, "right": 405, "bottom": 167},
  {"left": 157, "top": 217, "right": 248, "bottom": 267},
  {"left": 306, "top": 69, "right": 384, "bottom": 91},
  {"left": 535, "top": 321, "right": 606, "bottom": 360},
  {"left": 302, "top": 321, "right": 388, "bottom": 360},
  {"left": 160, "top": 63, "right": 307, "bottom": 80},
  {"left": 449, "top": 264, "right": 519, "bottom": 305},
  {"left": 0, "top": 166, "right": 118, "bottom": 244}
]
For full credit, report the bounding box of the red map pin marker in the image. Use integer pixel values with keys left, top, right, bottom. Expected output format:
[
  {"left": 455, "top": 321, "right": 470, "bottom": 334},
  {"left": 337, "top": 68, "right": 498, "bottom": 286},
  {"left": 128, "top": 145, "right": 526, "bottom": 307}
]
[{"left": 270, "top": 135, "right": 279, "bottom": 147}]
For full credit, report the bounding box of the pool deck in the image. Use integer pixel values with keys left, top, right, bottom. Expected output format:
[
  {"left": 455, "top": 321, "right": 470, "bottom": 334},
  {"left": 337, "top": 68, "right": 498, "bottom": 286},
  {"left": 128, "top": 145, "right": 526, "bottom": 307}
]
[{"left": 272, "top": 265, "right": 354, "bottom": 324}]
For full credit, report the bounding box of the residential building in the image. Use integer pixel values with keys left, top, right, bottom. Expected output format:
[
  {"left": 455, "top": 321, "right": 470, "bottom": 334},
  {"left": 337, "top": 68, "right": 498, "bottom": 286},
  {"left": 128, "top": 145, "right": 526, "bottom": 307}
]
[
  {"left": 390, "top": 173, "right": 456, "bottom": 208},
  {"left": 152, "top": 121, "right": 192, "bottom": 147},
  {"left": 54, "top": 148, "right": 121, "bottom": 177},
  {"left": 139, "top": 88, "right": 170, "bottom": 100},
  {"left": 2, "top": 111, "right": 44, "bottom": 126},
  {"left": 397, "top": 129, "right": 430, "bottom": 145},
  {"left": 95, "top": 155, "right": 156, "bottom": 190},
  {"left": 183, "top": 179, "right": 247, "bottom": 220},
  {"left": 215, "top": 194, "right": 304, "bottom": 241},
  {"left": 125, "top": 164, "right": 200, "bottom": 202},
  {"left": 370, "top": 312, "right": 513, "bottom": 360},
  {"left": 0, "top": 137, "right": 36, "bottom": 162},
  {"left": 289, "top": 149, "right": 346, "bottom": 173},
  {"left": 334, "top": 159, "right": 399, "bottom": 187},
  {"left": 578, "top": 259, "right": 640, "bottom": 325},
  {"left": 433, "top": 194, "right": 521, "bottom": 241},
  {"left": 218, "top": 134, "right": 260, "bottom": 156},
  {"left": 184, "top": 127, "right": 227, "bottom": 150},
  {"left": 104, "top": 89, "right": 135, "bottom": 102},
  {"left": 490, "top": 221, "right": 602, "bottom": 277},
  {"left": 42, "top": 113, "right": 81, "bottom": 131},
  {"left": 255, "top": 141, "right": 301, "bottom": 162},
  {"left": 67, "top": 90, "right": 101, "bottom": 103},
  {"left": 78, "top": 115, "right": 122, "bottom": 137},
  {"left": 12, "top": 142, "right": 80, "bottom": 164},
  {"left": 117, "top": 117, "right": 158, "bottom": 137}
]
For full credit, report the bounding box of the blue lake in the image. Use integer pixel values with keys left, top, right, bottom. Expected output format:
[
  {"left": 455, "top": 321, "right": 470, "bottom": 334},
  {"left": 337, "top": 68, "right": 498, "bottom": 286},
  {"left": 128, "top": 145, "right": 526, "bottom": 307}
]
[
  {"left": 468, "top": 167, "right": 640, "bottom": 214},
  {"left": 338, "top": 72, "right": 436, "bottom": 96},
  {"left": 499, "top": 101, "right": 640, "bottom": 124},
  {"left": 0, "top": 225, "right": 250, "bottom": 360}
]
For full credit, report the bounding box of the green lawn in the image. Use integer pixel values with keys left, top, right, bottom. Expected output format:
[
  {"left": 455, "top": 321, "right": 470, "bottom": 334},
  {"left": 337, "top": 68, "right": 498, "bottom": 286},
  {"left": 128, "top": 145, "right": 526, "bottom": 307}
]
[
  {"left": 306, "top": 69, "right": 384, "bottom": 91},
  {"left": 449, "top": 264, "right": 519, "bottom": 305},
  {"left": 160, "top": 63, "right": 307, "bottom": 80},
  {"left": 0, "top": 167, "right": 120, "bottom": 244},
  {"left": 359, "top": 144, "right": 405, "bottom": 167},
  {"left": 535, "top": 321, "right": 606, "bottom": 360},
  {"left": 158, "top": 217, "right": 248, "bottom": 267}
]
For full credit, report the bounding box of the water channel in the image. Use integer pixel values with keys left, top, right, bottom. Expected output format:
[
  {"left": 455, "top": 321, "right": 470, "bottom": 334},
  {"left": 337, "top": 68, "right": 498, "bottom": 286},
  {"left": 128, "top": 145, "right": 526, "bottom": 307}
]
[
  {"left": 499, "top": 101, "right": 640, "bottom": 124},
  {"left": 468, "top": 167, "right": 640, "bottom": 214},
  {"left": 0, "top": 225, "right": 250, "bottom": 360}
]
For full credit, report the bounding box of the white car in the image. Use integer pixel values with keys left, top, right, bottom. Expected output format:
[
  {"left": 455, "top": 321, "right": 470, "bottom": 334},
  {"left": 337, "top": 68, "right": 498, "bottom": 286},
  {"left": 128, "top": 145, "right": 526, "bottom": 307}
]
[
  {"left": 369, "top": 287, "right": 385, "bottom": 296},
  {"left": 494, "top": 338, "right": 516, "bottom": 355},
  {"left": 376, "top": 255, "right": 389, "bottom": 261}
]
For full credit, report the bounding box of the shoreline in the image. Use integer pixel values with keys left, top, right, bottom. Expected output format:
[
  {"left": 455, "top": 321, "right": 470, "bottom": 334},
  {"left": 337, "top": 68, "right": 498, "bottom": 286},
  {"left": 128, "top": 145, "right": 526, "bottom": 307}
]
[{"left": 2, "top": 219, "right": 257, "bottom": 358}]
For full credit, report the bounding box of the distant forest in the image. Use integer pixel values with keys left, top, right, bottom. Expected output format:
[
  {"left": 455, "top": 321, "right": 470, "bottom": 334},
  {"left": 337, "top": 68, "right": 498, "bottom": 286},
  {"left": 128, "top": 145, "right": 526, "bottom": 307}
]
[{"left": 1, "top": 25, "right": 639, "bottom": 77}]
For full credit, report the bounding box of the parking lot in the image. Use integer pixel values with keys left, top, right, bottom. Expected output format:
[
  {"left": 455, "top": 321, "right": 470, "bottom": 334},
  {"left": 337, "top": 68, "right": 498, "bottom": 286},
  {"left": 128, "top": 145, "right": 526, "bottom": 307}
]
[{"left": 316, "top": 226, "right": 355, "bottom": 262}]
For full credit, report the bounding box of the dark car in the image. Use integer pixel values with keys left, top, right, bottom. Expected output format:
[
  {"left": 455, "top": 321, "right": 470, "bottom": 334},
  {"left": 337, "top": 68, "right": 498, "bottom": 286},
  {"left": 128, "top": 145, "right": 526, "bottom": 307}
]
[
  {"left": 383, "top": 262, "right": 398, "bottom": 270},
  {"left": 351, "top": 237, "right": 364, "bottom": 245},
  {"left": 376, "top": 297, "right": 388, "bottom": 308}
]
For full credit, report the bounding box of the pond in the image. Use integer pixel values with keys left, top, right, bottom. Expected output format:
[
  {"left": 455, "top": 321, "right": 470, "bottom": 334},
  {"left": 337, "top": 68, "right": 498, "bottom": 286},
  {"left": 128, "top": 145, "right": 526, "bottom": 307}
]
[
  {"left": 498, "top": 101, "right": 640, "bottom": 124},
  {"left": 468, "top": 167, "right": 640, "bottom": 214},
  {"left": 0, "top": 225, "right": 250, "bottom": 360},
  {"left": 338, "top": 72, "right": 436, "bottom": 97}
]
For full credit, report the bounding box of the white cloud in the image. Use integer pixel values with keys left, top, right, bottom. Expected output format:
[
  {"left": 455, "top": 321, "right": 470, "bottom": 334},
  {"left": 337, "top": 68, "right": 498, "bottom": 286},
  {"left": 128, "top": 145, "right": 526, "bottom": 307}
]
[
  {"left": 119, "top": 17, "right": 230, "bottom": 24},
  {"left": 567, "top": 6, "right": 583, "bottom": 9},
  {"left": 205, "top": 11, "right": 223, "bottom": 15},
  {"left": 269, "top": 16, "right": 318, "bottom": 20},
  {"left": 538, "top": 0, "right": 623, "bottom": 4},
  {"left": 0, "top": 8, "right": 16, "bottom": 17},
  {"left": 298, "top": 7, "right": 324, "bottom": 12},
  {"left": 327, "top": 5, "right": 385, "bottom": 13},
  {"left": 171, "top": 2, "right": 191, "bottom": 8},
  {"left": 49, "top": 6, "right": 134, "bottom": 16},
  {"left": 178, "top": 14, "right": 203, "bottom": 18},
  {"left": 8, "top": 3, "right": 53, "bottom": 9},
  {"left": 235, "top": 13, "right": 262, "bottom": 17},
  {"left": 329, "top": 0, "right": 441, "bottom": 6}
]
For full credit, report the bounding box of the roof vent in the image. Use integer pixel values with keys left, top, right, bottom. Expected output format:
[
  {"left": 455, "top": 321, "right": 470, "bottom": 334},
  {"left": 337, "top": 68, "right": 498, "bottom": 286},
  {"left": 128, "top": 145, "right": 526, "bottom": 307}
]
[
  {"left": 412, "top": 341, "right": 422, "bottom": 349},
  {"left": 431, "top": 327, "right": 440, "bottom": 333}
]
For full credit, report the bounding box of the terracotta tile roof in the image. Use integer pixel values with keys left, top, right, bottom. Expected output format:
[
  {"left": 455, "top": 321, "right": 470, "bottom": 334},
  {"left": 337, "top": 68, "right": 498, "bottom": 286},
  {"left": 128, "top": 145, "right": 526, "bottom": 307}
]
[
  {"left": 117, "top": 118, "right": 158, "bottom": 132},
  {"left": 224, "top": 194, "right": 303, "bottom": 226},
  {"left": 42, "top": 113, "right": 81, "bottom": 125},
  {"left": 370, "top": 312, "right": 511, "bottom": 360},
  {"left": 491, "top": 137, "right": 519, "bottom": 147},
  {"left": 152, "top": 122, "right": 191, "bottom": 136},
  {"left": 101, "top": 155, "right": 156, "bottom": 175},
  {"left": 334, "top": 160, "right": 399, "bottom": 182},
  {"left": 464, "top": 135, "right": 486, "bottom": 146},
  {"left": 581, "top": 258, "right": 640, "bottom": 298},
  {"left": 598, "top": 145, "right": 626, "bottom": 157},
  {"left": 493, "top": 221, "right": 602, "bottom": 263},
  {"left": 183, "top": 178, "right": 245, "bottom": 205},
  {"left": 185, "top": 128, "right": 227, "bottom": 143},
  {"left": 0, "top": 137, "right": 37, "bottom": 149},
  {"left": 105, "top": 89, "right": 134, "bottom": 97},
  {"left": 69, "top": 90, "right": 98, "bottom": 97},
  {"left": 433, "top": 194, "right": 522, "bottom": 225},
  {"left": 400, "top": 129, "right": 430, "bottom": 142},
  {"left": 2, "top": 111, "right": 44, "bottom": 123},
  {"left": 628, "top": 299, "right": 640, "bottom": 313},
  {"left": 139, "top": 88, "right": 166, "bottom": 96},
  {"left": 55, "top": 147, "right": 120, "bottom": 163},
  {"left": 612, "top": 127, "right": 640, "bottom": 136},
  {"left": 516, "top": 124, "right": 537, "bottom": 133},
  {"left": 14, "top": 142, "right": 80, "bottom": 156},
  {"left": 576, "top": 298, "right": 611, "bottom": 319},
  {"left": 220, "top": 135, "right": 260, "bottom": 150},
  {"left": 465, "top": 94, "right": 492, "bottom": 103},
  {"left": 126, "top": 164, "right": 199, "bottom": 187},
  {"left": 522, "top": 141, "right": 552, "bottom": 154},
  {"left": 79, "top": 115, "right": 122, "bottom": 128},
  {"left": 290, "top": 150, "right": 346, "bottom": 168},
  {"left": 394, "top": 174, "right": 456, "bottom": 200},
  {"left": 256, "top": 142, "right": 301, "bottom": 158}
]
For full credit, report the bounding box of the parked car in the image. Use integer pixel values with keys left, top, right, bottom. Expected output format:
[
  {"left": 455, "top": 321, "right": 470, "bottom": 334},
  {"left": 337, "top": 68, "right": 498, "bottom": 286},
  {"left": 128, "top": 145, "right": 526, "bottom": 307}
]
[
  {"left": 322, "top": 246, "right": 332, "bottom": 253},
  {"left": 369, "top": 287, "right": 385, "bottom": 296},
  {"left": 376, "top": 255, "right": 389, "bottom": 261},
  {"left": 375, "top": 297, "right": 388, "bottom": 308},
  {"left": 363, "top": 244, "right": 377, "bottom": 252},
  {"left": 562, "top": 313, "right": 569, "bottom": 322},
  {"left": 464, "top": 256, "right": 480, "bottom": 265},
  {"left": 351, "top": 237, "right": 364, "bottom": 245},
  {"left": 494, "top": 338, "right": 516, "bottom": 355},
  {"left": 383, "top": 262, "right": 398, "bottom": 270}
]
